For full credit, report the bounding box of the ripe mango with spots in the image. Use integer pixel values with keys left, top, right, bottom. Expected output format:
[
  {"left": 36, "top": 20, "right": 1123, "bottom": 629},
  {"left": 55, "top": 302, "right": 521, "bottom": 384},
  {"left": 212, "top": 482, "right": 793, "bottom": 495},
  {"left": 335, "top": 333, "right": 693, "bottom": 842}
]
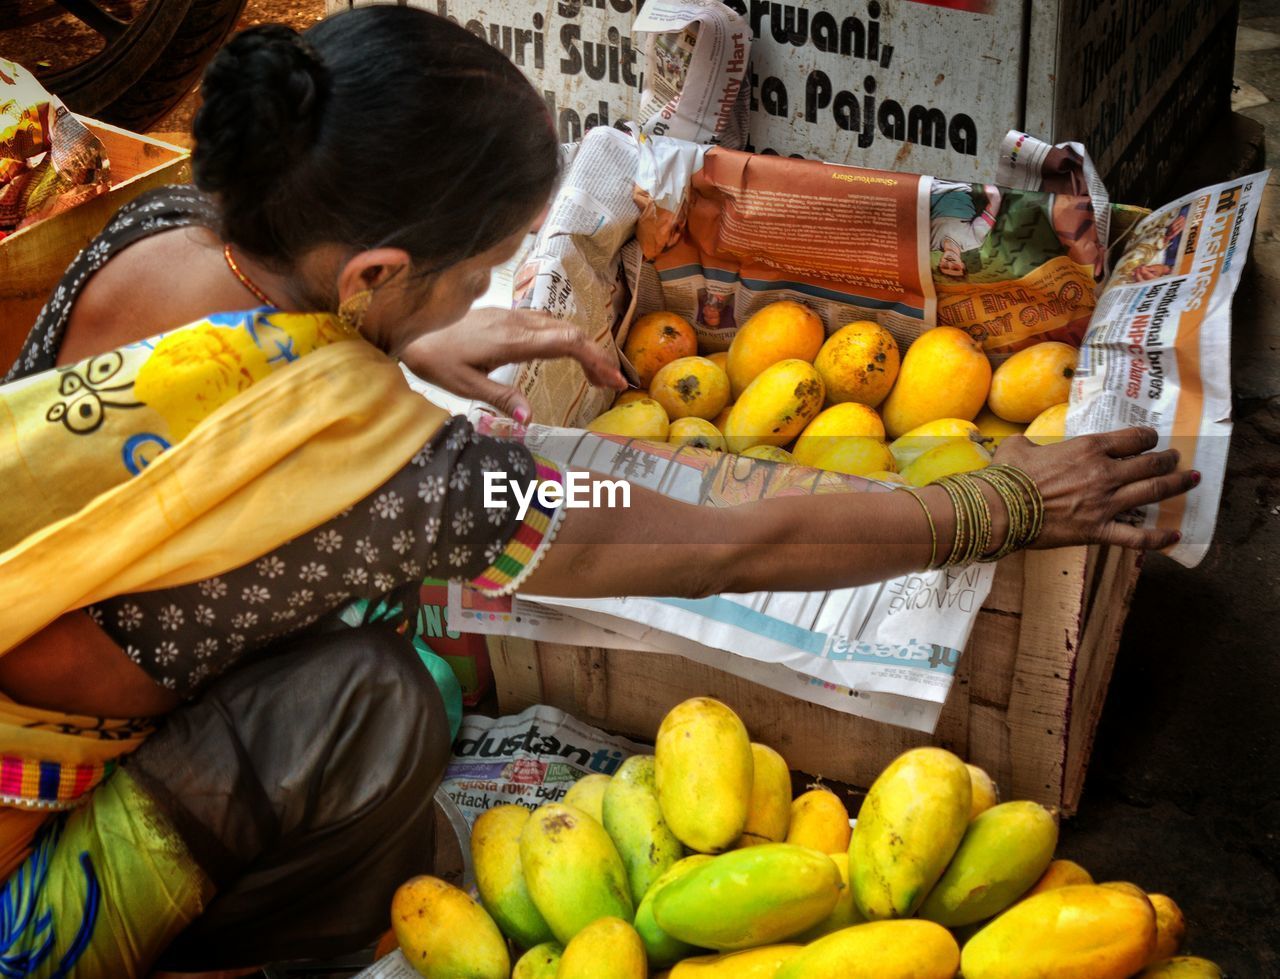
[
  {"left": 511, "top": 942, "right": 562, "bottom": 979},
  {"left": 1137, "top": 957, "right": 1224, "bottom": 978},
  {"left": 558, "top": 916, "right": 646, "bottom": 979},
  {"left": 652, "top": 843, "right": 841, "bottom": 949},
  {"left": 814, "top": 320, "right": 900, "bottom": 407},
  {"left": 987, "top": 341, "right": 1078, "bottom": 423},
  {"left": 738, "top": 743, "right": 792, "bottom": 846},
  {"left": 650, "top": 356, "right": 731, "bottom": 421},
  {"left": 562, "top": 773, "right": 610, "bottom": 823},
  {"left": 1149, "top": 894, "right": 1187, "bottom": 962},
  {"left": 806, "top": 436, "right": 895, "bottom": 478},
  {"left": 587, "top": 398, "right": 669, "bottom": 441},
  {"left": 519, "top": 803, "right": 634, "bottom": 944},
  {"left": 881, "top": 327, "right": 992, "bottom": 437},
  {"left": 624, "top": 311, "right": 697, "bottom": 388},
  {"left": 633, "top": 854, "right": 713, "bottom": 966},
  {"left": 391, "top": 876, "right": 509, "bottom": 979},
  {"left": 1024, "top": 858, "right": 1092, "bottom": 899},
  {"left": 785, "top": 788, "right": 851, "bottom": 854},
  {"left": 726, "top": 300, "right": 825, "bottom": 399},
  {"left": 917, "top": 800, "right": 1058, "bottom": 927},
  {"left": 668, "top": 416, "right": 726, "bottom": 451},
  {"left": 888, "top": 417, "right": 982, "bottom": 470},
  {"left": 792, "top": 402, "right": 886, "bottom": 466},
  {"left": 602, "top": 755, "right": 684, "bottom": 906},
  {"left": 900, "top": 437, "right": 991, "bottom": 486},
  {"left": 739, "top": 444, "right": 797, "bottom": 465},
  {"left": 613, "top": 389, "right": 651, "bottom": 407},
  {"left": 961, "top": 884, "right": 1157, "bottom": 979},
  {"left": 654, "top": 697, "right": 753, "bottom": 853},
  {"left": 1024, "top": 402, "right": 1068, "bottom": 444},
  {"left": 774, "top": 920, "right": 960, "bottom": 979},
  {"left": 670, "top": 944, "right": 803, "bottom": 979},
  {"left": 722, "top": 359, "right": 825, "bottom": 454},
  {"left": 470, "top": 805, "right": 554, "bottom": 948},
  {"left": 974, "top": 407, "right": 1025, "bottom": 446},
  {"left": 849, "top": 747, "right": 971, "bottom": 920},
  {"left": 794, "top": 852, "right": 864, "bottom": 942},
  {"left": 966, "top": 764, "right": 999, "bottom": 819}
]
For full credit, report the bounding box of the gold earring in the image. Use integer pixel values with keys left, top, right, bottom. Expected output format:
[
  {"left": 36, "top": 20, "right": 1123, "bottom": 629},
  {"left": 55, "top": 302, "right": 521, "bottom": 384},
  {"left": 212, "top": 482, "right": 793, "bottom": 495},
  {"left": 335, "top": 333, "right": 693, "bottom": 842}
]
[{"left": 337, "top": 288, "right": 373, "bottom": 334}]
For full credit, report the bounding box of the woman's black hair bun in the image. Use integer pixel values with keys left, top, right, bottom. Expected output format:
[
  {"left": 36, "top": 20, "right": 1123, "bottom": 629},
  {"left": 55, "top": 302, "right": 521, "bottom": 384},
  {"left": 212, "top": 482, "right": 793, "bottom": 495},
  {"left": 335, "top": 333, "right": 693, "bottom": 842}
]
[{"left": 192, "top": 24, "right": 330, "bottom": 197}]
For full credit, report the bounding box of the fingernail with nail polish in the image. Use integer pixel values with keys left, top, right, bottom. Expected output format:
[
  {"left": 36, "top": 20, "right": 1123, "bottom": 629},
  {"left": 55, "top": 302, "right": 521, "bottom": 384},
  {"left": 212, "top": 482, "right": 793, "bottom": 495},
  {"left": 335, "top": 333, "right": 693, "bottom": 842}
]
[
  {"left": 1190, "top": 470, "right": 1201, "bottom": 486},
  {"left": 514, "top": 407, "right": 530, "bottom": 424},
  {"left": 1172, "top": 531, "right": 1182, "bottom": 543}
]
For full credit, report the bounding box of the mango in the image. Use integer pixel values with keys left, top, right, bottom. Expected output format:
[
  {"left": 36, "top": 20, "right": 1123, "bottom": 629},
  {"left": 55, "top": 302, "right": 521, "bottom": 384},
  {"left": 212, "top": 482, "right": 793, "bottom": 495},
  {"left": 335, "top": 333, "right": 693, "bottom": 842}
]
[
  {"left": 901, "top": 438, "right": 991, "bottom": 486},
  {"left": 391, "top": 876, "right": 510, "bottom": 979},
  {"left": 889, "top": 418, "right": 982, "bottom": 470},
  {"left": 614, "top": 389, "right": 650, "bottom": 407},
  {"left": 988, "top": 341, "right": 1078, "bottom": 423},
  {"left": 1149, "top": 893, "right": 1187, "bottom": 962},
  {"left": 881, "top": 327, "right": 992, "bottom": 437},
  {"left": 739, "top": 743, "right": 792, "bottom": 846},
  {"left": 739, "top": 444, "right": 797, "bottom": 465},
  {"left": 706, "top": 350, "right": 729, "bottom": 373},
  {"left": 653, "top": 843, "right": 841, "bottom": 949},
  {"left": 587, "top": 398, "right": 669, "bottom": 441},
  {"left": 792, "top": 403, "right": 886, "bottom": 466},
  {"left": 806, "top": 436, "right": 895, "bottom": 478},
  {"left": 1024, "top": 858, "right": 1093, "bottom": 898},
  {"left": 722, "top": 359, "right": 825, "bottom": 453},
  {"left": 1137, "top": 957, "right": 1224, "bottom": 978},
  {"left": 960, "top": 884, "right": 1157, "bottom": 979},
  {"left": 512, "top": 942, "right": 563, "bottom": 979},
  {"left": 1024, "top": 402, "right": 1068, "bottom": 444},
  {"left": 624, "top": 311, "right": 697, "bottom": 388},
  {"left": 602, "top": 755, "right": 684, "bottom": 906},
  {"left": 794, "top": 851, "right": 865, "bottom": 942},
  {"left": 814, "top": 320, "right": 900, "bottom": 407},
  {"left": 470, "top": 805, "right": 554, "bottom": 947},
  {"left": 726, "top": 300, "right": 825, "bottom": 399},
  {"left": 650, "top": 356, "right": 731, "bottom": 421},
  {"left": 562, "top": 773, "right": 610, "bottom": 823},
  {"left": 519, "top": 803, "right": 634, "bottom": 944},
  {"left": 558, "top": 916, "right": 646, "bottom": 979},
  {"left": 655, "top": 697, "right": 753, "bottom": 853},
  {"left": 669, "top": 416, "right": 726, "bottom": 451},
  {"left": 974, "top": 407, "right": 1025, "bottom": 446},
  {"left": 850, "top": 747, "right": 972, "bottom": 920},
  {"left": 785, "top": 788, "right": 851, "bottom": 853},
  {"left": 1102, "top": 880, "right": 1152, "bottom": 905},
  {"left": 917, "top": 800, "right": 1058, "bottom": 926},
  {"left": 670, "top": 945, "right": 803, "bottom": 979},
  {"left": 966, "top": 764, "right": 999, "bottom": 819},
  {"left": 633, "top": 854, "right": 714, "bottom": 966},
  {"left": 774, "top": 920, "right": 960, "bottom": 979},
  {"left": 866, "top": 469, "right": 907, "bottom": 484}
]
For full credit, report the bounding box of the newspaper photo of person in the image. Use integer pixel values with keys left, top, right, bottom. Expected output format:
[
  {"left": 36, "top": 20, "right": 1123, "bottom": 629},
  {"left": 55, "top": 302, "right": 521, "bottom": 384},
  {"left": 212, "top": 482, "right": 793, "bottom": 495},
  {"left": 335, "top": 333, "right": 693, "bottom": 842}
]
[
  {"left": 929, "top": 181, "right": 1002, "bottom": 278},
  {"left": 1110, "top": 204, "right": 1193, "bottom": 285},
  {"left": 696, "top": 287, "right": 736, "bottom": 331}
]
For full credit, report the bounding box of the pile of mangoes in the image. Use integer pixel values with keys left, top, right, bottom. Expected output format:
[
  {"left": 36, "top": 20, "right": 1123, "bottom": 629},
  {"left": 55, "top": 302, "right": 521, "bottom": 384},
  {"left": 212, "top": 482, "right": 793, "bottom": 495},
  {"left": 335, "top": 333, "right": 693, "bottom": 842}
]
[
  {"left": 389, "top": 697, "right": 1223, "bottom": 978},
  {"left": 587, "top": 302, "right": 1078, "bottom": 486}
]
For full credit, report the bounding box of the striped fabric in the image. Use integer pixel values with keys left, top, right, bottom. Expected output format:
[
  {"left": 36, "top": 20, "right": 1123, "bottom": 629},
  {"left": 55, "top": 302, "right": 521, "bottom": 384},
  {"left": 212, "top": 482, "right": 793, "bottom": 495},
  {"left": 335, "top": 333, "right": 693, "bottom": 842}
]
[
  {"left": 0, "top": 756, "right": 114, "bottom": 811},
  {"left": 470, "top": 456, "right": 564, "bottom": 597}
]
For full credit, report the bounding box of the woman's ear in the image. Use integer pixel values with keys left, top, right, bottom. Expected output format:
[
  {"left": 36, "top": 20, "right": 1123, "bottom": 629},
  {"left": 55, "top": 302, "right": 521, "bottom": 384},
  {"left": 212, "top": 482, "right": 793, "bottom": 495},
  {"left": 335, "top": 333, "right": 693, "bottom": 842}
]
[{"left": 336, "top": 247, "right": 413, "bottom": 303}]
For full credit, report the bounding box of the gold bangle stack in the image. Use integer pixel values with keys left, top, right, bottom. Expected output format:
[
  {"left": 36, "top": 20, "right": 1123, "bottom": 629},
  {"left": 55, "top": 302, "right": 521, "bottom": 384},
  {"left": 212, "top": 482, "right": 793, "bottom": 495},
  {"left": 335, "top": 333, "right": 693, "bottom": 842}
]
[
  {"left": 935, "top": 473, "right": 993, "bottom": 567},
  {"left": 971, "top": 464, "right": 1045, "bottom": 561}
]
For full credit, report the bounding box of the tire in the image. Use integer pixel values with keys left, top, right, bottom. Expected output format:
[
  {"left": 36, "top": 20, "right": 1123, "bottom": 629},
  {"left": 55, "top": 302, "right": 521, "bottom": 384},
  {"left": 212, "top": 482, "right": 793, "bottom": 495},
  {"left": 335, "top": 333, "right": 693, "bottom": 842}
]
[{"left": 43, "top": 0, "right": 248, "bottom": 132}]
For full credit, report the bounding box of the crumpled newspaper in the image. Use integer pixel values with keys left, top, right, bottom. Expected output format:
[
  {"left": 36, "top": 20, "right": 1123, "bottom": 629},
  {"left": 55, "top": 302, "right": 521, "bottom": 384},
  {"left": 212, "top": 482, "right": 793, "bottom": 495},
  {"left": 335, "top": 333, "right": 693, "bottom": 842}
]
[{"left": 1, "top": 58, "right": 110, "bottom": 237}]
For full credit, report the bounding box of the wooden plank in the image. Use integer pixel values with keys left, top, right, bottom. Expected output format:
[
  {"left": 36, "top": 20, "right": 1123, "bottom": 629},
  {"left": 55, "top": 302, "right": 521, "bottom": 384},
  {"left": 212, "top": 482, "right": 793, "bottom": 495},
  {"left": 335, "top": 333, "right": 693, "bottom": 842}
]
[
  {"left": 967, "top": 702, "right": 1013, "bottom": 798},
  {"left": 965, "top": 607, "right": 1021, "bottom": 709},
  {"left": 983, "top": 551, "right": 1026, "bottom": 614},
  {"left": 487, "top": 634, "right": 544, "bottom": 712}
]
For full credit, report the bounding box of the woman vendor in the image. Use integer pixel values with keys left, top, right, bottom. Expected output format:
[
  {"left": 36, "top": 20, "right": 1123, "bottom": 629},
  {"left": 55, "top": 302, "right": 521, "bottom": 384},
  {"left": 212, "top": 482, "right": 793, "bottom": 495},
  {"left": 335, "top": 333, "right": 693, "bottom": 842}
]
[{"left": 0, "top": 7, "right": 1196, "bottom": 976}]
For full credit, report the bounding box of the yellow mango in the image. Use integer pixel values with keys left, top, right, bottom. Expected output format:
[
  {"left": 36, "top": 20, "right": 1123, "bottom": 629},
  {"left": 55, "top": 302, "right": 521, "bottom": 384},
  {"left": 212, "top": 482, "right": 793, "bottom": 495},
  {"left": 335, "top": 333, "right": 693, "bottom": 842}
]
[
  {"left": 961, "top": 884, "right": 1157, "bottom": 979},
  {"left": 973, "top": 407, "right": 1025, "bottom": 446},
  {"left": 614, "top": 389, "right": 650, "bottom": 407},
  {"left": 633, "top": 854, "right": 714, "bottom": 966},
  {"left": 391, "top": 876, "right": 510, "bottom": 979},
  {"left": 785, "top": 788, "right": 851, "bottom": 853},
  {"left": 1137, "top": 957, "right": 1224, "bottom": 978},
  {"left": 1149, "top": 893, "right": 1187, "bottom": 962},
  {"left": 650, "top": 356, "right": 731, "bottom": 421},
  {"left": 805, "top": 436, "right": 895, "bottom": 478},
  {"left": 792, "top": 403, "right": 886, "bottom": 466},
  {"left": 519, "top": 802, "right": 634, "bottom": 944},
  {"left": 867, "top": 469, "right": 907, "bottom": 484},
  {"left": 901, "top": 438, "right": 991, "bottom": 486},
  {"left": 712, "top": 403, "right": 734, "bottom": 431},
  {"left": 624, "top": 311, "right": 697, "bottom": 388},
  {"left": 671, "top": 944, "right": 803, "bottom": 979},
  {"left": 881, "top": 327, "right": 992, "bottom": 437},
  {"left": 726, "top": 300, "right": 825, "bottom": 399},
  {"left": 1024, "top": 858, "right": 1093, "bottom": 898},
  {"left": 470, "top": 805, "right": 554, "bottom": 948},
  {"left": 1102, "top": 880, "right": 1152, "bottom": 905},
  {"left": 917, "top": 800, "right": 1058, "bottom": 926},
  {"left": 558, "top": 916, "right": 646, "bottom": 979},
  {"left": 587, "top": 398, "right": 669, "bottom": 441},
  {"left": 739, "top": 743, "right": 792, "bottom": 846},
  {"left": 669, "top": 416, "right": 726, "bottom": 451},
  {"left": 739, "top": 444, "right": 797, "bottom": 465},
  {"left": 794, "top": 852, "right": 865, "bottom": 942},
  {"left": 512, "top": 942, "right": 563, "bottom": 979},
  {"left": 888, "top": 418, "right": 982, "bottom": 470},
  {"left": 722, "top": 359, "right": 825, "bottom": 453},
  {"left": 1024, "top": 402, "right": 1068, "bottom": 444},
  {"left": 655, "top": 697, "right": 753, "bottom": 853},
  {"left": 706, "top": 350, "right": 729, "bottom": 373},
  {"left": 814, "top": 320, "right": 901, "bottom": 407},
  {"left": 850, "top": 747, "right": 972, "bottom": 920},
  {"left": 602, "top": 755, "right": 684, "bottom": 906},
  {"left": 965, "top": 764, "right": 999, "bottom": 819},
  {"left": 774, "top": 920, "right": 960, "bottom": 979},
  {"left": 652, "top": 843, "right": 841, "bottom": 949},
  {"left": 562, "top": 773, "right": 610, "bottom": 823},
  {"left": 988, "top": 341, "right": 1078, "bottom": 423}
]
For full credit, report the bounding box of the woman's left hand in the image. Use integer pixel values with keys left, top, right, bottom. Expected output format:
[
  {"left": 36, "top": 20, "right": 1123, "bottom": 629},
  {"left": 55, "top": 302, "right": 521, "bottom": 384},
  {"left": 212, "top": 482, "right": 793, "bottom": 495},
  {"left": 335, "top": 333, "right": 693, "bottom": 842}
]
[{"left": 399, "top": 308, "right": 627, "bottom": 422}]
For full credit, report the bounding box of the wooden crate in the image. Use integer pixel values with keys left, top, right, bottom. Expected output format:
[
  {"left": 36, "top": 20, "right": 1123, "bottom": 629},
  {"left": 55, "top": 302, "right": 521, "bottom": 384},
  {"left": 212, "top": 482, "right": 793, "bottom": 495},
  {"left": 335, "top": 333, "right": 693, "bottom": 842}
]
[
  {"left": 487, "top": 543, "right": 1143, "bottom": 815},
  {"left": 0, "top": 120, "right": 190, "bottom": 370}
]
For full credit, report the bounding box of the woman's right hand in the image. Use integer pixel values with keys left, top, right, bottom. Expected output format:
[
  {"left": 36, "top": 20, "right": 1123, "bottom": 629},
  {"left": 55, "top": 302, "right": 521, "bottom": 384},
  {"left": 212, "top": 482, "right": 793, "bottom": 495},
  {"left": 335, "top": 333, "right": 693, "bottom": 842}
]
[{"left": 992, "top": 427, "right": 1198, "bottom": 551}]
